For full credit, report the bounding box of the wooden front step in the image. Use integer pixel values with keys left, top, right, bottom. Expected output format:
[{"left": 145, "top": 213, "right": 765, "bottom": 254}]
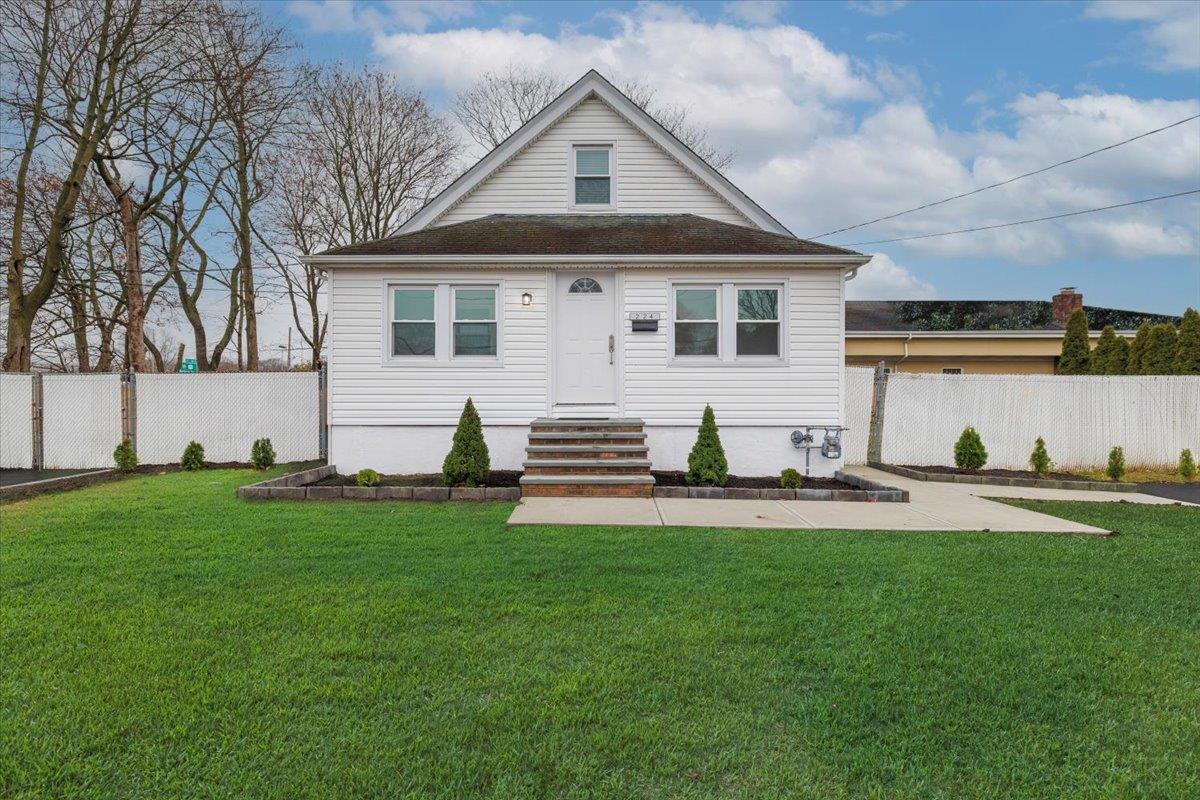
[{"left": 521, "top": 418, "right": 654, "bottom": 497}]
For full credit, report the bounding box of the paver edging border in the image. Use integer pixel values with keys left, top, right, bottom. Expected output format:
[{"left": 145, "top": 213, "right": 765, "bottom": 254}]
[
  {"left": 237, "top": 465, "right": 521, "bottom": 501},
  {"left": 651, "top": 474, "right": 908, "bottom": 503},
  {"left": 868, "top": 462, "right": 1139, "bottom": 493},
  {"left": 0, "top": 469, "right": 114, "bottom": 501}
]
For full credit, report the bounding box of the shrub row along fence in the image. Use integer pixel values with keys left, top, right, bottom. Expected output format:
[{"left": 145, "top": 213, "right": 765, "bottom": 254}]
[
  {"left": 845, "top": 366, "right": 1199, "bottom": 469},
  {"left": 1, "top": 372, "right": 322, "bottom": 469}
]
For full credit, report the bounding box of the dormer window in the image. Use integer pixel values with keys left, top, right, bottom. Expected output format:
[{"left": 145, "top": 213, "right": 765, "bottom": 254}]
[{"left": 573, "top": 145, "right": 612, "bottom": 206}]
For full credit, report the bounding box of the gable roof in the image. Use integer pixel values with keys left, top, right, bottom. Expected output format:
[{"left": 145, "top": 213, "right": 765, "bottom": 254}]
[
  {"left": 313, "top": 214, "right": 863, "bottom": 260},
  {"left": 846, "top": 300, "right": 1181, "bottom": 334},
  {"left": 398, "top": 70, "right": 793, "bottom": 236}
]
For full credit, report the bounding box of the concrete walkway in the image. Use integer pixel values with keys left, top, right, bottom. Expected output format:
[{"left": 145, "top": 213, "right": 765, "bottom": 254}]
[{"left": 507, "top": 466, "right": 1191, "bottom": 535}]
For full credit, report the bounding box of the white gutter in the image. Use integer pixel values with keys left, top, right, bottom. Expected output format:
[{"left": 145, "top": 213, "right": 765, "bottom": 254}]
[{"left": 301, "top": 254, "right": 872, "bottom": 267}]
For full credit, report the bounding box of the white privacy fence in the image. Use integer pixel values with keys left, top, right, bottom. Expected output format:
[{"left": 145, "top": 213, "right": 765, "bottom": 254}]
[
  {"left": 843, "top": 367, "right": 875, "bottom": 465},
  {"left": 1, "top": 371, "right": 322, "bottom": 469},
  {"left": 136, "top": 373, "right": 320, "bottom": 464},
  {"left": 1, "top": 373, "right": 34, "bottom": 468},
  {"left": 843, "top": 370, "right": 1200, "bottom": 469}
]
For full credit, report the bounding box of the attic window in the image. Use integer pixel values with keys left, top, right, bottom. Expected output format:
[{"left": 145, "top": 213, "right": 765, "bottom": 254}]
[{"left": 573, "top": 146, "right": 611, "bottom": 206}]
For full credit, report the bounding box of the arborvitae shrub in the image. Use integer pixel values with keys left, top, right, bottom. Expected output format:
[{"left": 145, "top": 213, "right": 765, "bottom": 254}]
[
  {"left": 780, "top": 468, "right": 803, "bottom": 489},
  {"left": 250, "top": 438, "right": 276, "bottom": 470},
  {"left": 1127, "top": 322, "right": 1151, "bottom": 374},
  {"left": 1090, "top": 326, "right": 1128, "bottom": 375},
  {"left": 1057, "top": 308, "right": 1091, "bottom": 375},
  {"left": 113, "top": 439, "right": 138, "bottom": 472},
  {"left": 1141, "top": 324, "right": 1178, "bottom": 375},
  {"left": 953, "top": 426, "right": 988, "bottom": 470},
  {"left": 1175, "top": 308, "right": 1200, "bottom": 375},
  {"left": 685, "top": 404, "right": 728, "bottom": 487},
  {"left": 1029, "top": 437, "right": 1052, "bottom": 476},
  {"left": 1106, "top": 446, "right": 1126, "bottom": 481},
  {"left": 1179, "top": 449, "right": 1196, "bottom": 480},
  {"left": 356, "top": 468, "right": 380, "bottom": 487},
  {"left": 181, "top": 441, "right": 205, "bottom": 470},
  {"left": 442, "top": 397, "right": 489, "bottom": 487}
]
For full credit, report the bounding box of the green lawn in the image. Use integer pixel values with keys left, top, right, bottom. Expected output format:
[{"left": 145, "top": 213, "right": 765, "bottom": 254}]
[{"left": 2, "top": 469, "right": 1198, "bottom": 799}]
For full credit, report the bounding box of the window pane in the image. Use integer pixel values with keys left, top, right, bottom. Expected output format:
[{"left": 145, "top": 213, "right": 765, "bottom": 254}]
[
  {"left": 392, "top": 322, "right": 435, "bottom": 356},
  {"left": 738, "top": 289, "right": 778, "bottom": 321},
  {"left": 568, "top": 277, "right": 602, "bottom": 294},
  {"left": 736, "top": 322, "right": 779, "bottom": 356},
  {"left": 575, "top": 148, "right": 609, "bottom": 176},
  {"left": 574, "top": 177, "right": 610, "bottom": 205},
  {"left": 454, "top": 322, "right": 497, "bottom": 356},
  {"left": 455, "top": 288, "right": 495, "bottom": 321},
  {"left": 676, "top": 288, "right": 717, "bottom": 320},
  {"left": 393, "top": 288, "right": 434, "bottom": 320},
  {"left": 675, "top": 322, "right": 718, "bottom": 356}
]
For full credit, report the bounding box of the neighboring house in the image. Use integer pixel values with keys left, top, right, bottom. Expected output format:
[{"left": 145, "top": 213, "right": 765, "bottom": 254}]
[
  {"left": 845, "top": 288, "right": 1181, "bottom": 374},
  {"left": 303, "top": 70, "right": 870, "bottom": 491}
]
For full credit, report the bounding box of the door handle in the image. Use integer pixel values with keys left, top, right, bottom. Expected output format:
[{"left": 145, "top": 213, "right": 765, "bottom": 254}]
[{"left": 608, "top": 334, "right": 615, "bottom": 364}]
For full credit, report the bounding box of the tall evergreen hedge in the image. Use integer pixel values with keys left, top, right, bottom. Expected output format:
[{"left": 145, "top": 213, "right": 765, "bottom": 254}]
[
  {"left": 1141, "top": 324, "right": 1178, "bottom": 375},
  {"left": 1056, "top": 308, "right": 1090, "bottom": 375},
  {"left": 1126, "top": 322, "right": 1151, "bottom": 374},
  {"left": 1089, "top": 326, "right": 1128, "bottom": 375},
  {"left": 1174, "top": 307, "right": 1200, "bottom": 375}
]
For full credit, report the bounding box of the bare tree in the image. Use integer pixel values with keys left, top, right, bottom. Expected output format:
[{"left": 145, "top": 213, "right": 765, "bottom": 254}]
[
  {"left": 620, "top": 80, "right": 734, "bottom": 171},
  {"left": 452, "top": 64, "right": 564, "bottom": 151}
]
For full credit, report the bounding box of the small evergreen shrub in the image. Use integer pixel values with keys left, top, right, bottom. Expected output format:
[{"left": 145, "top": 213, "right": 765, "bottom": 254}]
[
  {"left": 953, "top": 426, "right": 987, "bottom": 471},
  {"left": 780, "top": 468, "right": 803, "bottom": 489},
  {"left": 1179, "top": 449, "right": 1196, "bottom": 480},
  {"left": 442, "top": 397, "right": 490, "bottom": 487},
  {"left": 356, "top": 468, "right": 380, "bottom": 487},
  {"left": 1106, "top": 446, "right": 1126, "bottom": 482},
  {"left": 113, "top": 438, "right": 138, "bottom": 472},
  {"left": 1029, "top": 437, "right": 1052, "bottom": 476},
  {"left": 685, "top": 405, "right": 729, "bottom": 487},
  {"left": 250, "top": 438, "right": 276, "bottom": 470},
  {"left": 181, "top": 441, "right": 205, "bottom": 470}
]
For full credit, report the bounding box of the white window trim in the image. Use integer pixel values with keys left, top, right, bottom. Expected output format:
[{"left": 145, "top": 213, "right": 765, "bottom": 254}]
[
  {"left": 381, "top": 280, "right": 504, "bottom": 367},
  {"left": 668, "top": 279, "right": 788, "bottom": 366},
  {"left": 568, "top": 142, "right": 618, "bottom": 211}
]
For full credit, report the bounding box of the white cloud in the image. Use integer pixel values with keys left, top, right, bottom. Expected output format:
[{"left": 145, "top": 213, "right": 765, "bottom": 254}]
[
  {"left": 1085, "top": 1, "right": 1200, "bottom": 71},
  {"left": 846, "top": 253, "right": 936, "bottom": 299},
  {"left": 846, "top": 1, "right": 909, "bottom": 17},
  {"left": 865, "top": 31, "right": 906, "bottom": 43},
  {"left": 722, "top": 1, "right": 786, "bottom": 25},
  {"left": 288, "top": 0, "right": 475, "bottom": 34}
]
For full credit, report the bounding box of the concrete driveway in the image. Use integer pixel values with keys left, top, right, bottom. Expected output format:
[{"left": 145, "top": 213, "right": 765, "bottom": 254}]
[{"left": 507, "top": 466, "right": 1192, "bottom": 535}]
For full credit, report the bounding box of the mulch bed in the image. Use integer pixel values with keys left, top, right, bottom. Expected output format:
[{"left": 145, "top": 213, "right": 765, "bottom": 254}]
[
  {"left": 650, "top": 471, "right": 853, "bottom": 490},
  {"left": 315, "top": 470, "right": 523, "bottom": 488},
  {"left": 901, "top": 465, "right": 1093, "bottom": 482}
]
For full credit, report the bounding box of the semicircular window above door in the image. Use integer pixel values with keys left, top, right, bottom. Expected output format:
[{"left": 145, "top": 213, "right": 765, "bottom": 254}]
[{"left": 567, "top": 277, "right": 603, "bottom": 294}]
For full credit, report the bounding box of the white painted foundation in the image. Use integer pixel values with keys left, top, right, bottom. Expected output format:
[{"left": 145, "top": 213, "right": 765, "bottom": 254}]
[{"left": 330, "top": 424, "right": 844, "bottom": 477}]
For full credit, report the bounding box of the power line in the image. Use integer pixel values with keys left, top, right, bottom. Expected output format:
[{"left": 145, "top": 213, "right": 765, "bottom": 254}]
[
  {"left": 810, "top": 114, "right": 1200, "bottom": 239},
  {"left": 842, "top": 189, "right": 1200, "bottom": 246}
]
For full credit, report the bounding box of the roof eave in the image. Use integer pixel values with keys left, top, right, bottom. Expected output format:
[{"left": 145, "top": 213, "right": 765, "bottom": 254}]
[{"left": 301, "top": 253, "right": 871, "bottom": 266}]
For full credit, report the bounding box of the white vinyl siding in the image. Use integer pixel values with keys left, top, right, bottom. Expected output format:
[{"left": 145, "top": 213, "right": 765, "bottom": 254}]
[
  {"left": 330, "top": 269, "right": 548, "bottom": 425},
  {"left": 434, "top": 97, "right": 751, "bottom": 227},
  {"left": 624, "top": 269, "right": 844, "bottom": 426}
]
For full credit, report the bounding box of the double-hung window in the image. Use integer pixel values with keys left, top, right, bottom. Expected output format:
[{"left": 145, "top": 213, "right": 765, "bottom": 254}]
[
  {"left": 573, "top": 145, "right": 612, "bottom": 206},
  {"left": 672, "top": 283, "right": 784, "bottom": 361},
  {"left": 389, "top": 284, "right": 499, "bottom": 361}
]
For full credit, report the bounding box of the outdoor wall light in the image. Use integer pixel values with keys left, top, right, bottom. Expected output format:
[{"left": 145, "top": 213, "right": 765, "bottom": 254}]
[{"left": 521, "top": 292, "right": 533, "bottom": 306}]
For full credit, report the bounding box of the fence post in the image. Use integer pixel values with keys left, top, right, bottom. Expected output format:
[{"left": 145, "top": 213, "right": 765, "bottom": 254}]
[
  {"left": 31, "top": 373, "right": 44, "bottom": 469},
  {"left": 318, "top": 363, "right": 328, "bottom": 462},
  {"left": 121, "top": 370, "right": 138, "bottom": 454},
  {"left": 867, "top": 362, "right": 889, "bottom": 465}
]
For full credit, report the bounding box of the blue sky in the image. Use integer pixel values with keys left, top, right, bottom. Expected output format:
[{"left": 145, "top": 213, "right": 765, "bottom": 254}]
[{"left": 267, "top": 0, "right": 1199, "bottom": 316}]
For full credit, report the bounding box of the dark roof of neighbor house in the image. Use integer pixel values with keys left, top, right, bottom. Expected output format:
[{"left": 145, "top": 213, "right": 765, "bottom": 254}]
[
  {"left": 846, "top": 300, "right": 1181, "bottom": 333},
  {"left": 315, "top": 214, "right": 863, "bottom": 258}
]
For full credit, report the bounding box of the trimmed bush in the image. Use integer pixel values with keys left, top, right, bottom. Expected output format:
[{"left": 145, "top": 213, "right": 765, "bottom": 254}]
[
  {"left": 1029, "top": 437, "right": 1052, "bottom": 477},
  {"left": 1141, "top": 324, "right": 1178, "bottom": 375},
  {"left": 250, "top": 438, "right": 276, "bottom": 470},
  {"left": 181, "top": 441, "right": 205, "bottom": 471},
  {"left": 1126, "top": 322, "right": 1151, "bottom": 374},
  {"left": 685, "top": 404, "right": 728, "bottom": 487},
  {"left": 953, "top": 426, "right": 987, "bottom": 471},
  {"left": 113, "top": 439, "right": 138, "bottom": 472},
  {"left": 442, "top": 397, "right": 489, "bottom": 487},
  {"left": 780, "top": 468, "right": 803, "bottom": 489},
  {"left": 1090, "top": 326, "right": 1128, "bottom": 375},
  {"left": 1056, "top": 308, "right": 1091, "bottom": 375},
  {"left": 356, "top": 468, "right": 380, "bottom": 488},
  {"left": 1175, "top": 308, "right": 1200, "bottom": 375},
  {"left": 1106, "top": 446, "right": 1126, "bottom": 482},
  {"left": 1180, "top": 449, "right": 1196, "bottom": 480}
]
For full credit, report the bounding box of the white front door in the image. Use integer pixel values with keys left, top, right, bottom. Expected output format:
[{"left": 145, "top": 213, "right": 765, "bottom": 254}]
[{"left": 555, "top": 272, "right": 617, "bottom": 406}]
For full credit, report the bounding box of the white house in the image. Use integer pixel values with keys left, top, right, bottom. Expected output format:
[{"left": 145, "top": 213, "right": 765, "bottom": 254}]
[{"left": 303, "top": 70, "right": 870, "bottom": 495}]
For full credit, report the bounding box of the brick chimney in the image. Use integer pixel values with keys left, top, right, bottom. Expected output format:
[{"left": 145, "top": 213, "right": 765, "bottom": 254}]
[{"left": 1052, "top": 287, "right": 1083, "bottom": 325}]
